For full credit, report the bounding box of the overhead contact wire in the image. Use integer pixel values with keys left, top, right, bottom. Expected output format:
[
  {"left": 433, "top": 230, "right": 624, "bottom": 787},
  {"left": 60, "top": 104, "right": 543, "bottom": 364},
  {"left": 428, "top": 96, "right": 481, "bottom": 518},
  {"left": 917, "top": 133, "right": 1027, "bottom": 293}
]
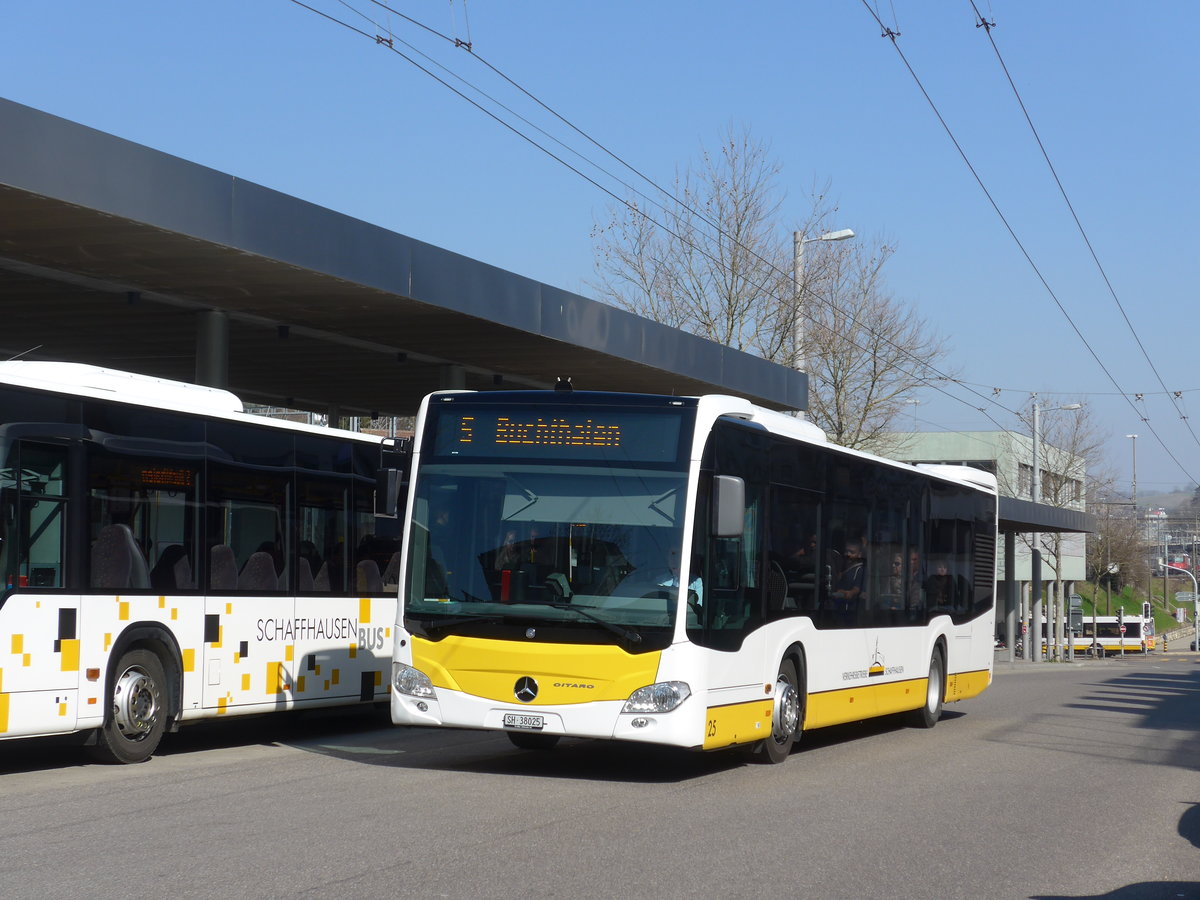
[
  {"left": 286, "top": 0, "right": 1020, "bottom": 431},
  {"left": 858, "top": 0, "right": 1197, "bottom": 485},
  {"left": 966, "top": 0, "right": 1200, "bottom": 453}
]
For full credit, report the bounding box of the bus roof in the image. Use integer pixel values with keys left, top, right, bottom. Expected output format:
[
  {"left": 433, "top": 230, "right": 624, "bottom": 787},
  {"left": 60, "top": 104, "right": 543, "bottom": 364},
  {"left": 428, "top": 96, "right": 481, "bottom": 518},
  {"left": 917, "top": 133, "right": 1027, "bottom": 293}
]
[
  {"left": 421, "top": 389, "right": 998, "bottom": 495},
  {"left": 0, "top": 360, "right": 382, "bottom": 442}
]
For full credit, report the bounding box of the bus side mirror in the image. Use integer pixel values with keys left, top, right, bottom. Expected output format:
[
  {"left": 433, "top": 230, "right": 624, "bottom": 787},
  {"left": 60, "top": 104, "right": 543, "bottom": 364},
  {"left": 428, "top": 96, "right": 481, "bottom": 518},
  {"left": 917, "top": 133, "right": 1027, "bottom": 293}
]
[
  {"left": 375, "top": 437, "right": 412, "bottom": 518},
  {"left": 712, "top": 475, "right": 745, "bottom": 538},
  {"left": 375, "top": 469, "right": 403, "bottom": 518}
]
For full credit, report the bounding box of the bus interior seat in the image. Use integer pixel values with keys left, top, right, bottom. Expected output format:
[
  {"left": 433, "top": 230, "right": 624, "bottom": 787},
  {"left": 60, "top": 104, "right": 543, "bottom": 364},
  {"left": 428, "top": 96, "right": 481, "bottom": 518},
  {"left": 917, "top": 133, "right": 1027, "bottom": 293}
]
[
  {"left": 382, "top": 551, "right": 401, "bottom": 585},
  {"left": 150, "top": 544, "right": 192, "bottom": 592},
  {"left": 766, "top": 560, "right": 788, "bottom": 612},
  {"left": 91, "top": 523, "right": 151, "bottom": 590},
  {"left": 357, "top": 559, "right": 383, "bottom": 593},
  {"left": 209, "top": 544, "right": 238, "bottom": 591},
  {"left": 297, "top": 557, "right": 314, "bottom": 591},
  {"left": 789, "top": 573, "right": 817, "bottom": 610},
  {"left": 239, "top": 551, "right": 279, "bottom": 591},
  {"left": 173, "top": 553, "right": 194, "bottom": 590},
  {"left": 590, "top": 549, "right": 629, "bottom": 596},
  {"left": 313, "top": 562, "right": 330, "bottom": 592}
]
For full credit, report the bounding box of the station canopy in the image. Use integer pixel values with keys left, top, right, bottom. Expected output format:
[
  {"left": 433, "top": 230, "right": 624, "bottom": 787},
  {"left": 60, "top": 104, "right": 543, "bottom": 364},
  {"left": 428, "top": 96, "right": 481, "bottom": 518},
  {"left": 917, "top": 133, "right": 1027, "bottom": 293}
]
[{"left": 0, "top": 98, "right": 806, "bottom": 419}]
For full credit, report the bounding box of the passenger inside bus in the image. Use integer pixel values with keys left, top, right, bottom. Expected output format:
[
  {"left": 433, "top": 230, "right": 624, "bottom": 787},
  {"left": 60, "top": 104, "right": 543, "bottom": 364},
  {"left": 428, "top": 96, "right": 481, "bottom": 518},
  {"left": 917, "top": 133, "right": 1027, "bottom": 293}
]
[
  {"left": 925, "top": 558, "right": 955, "bottom": 613},
  {"left": 879, "top": 553, "right": 905, "bottom": 612},
  {"left": 829, "top": 539, "right": 866, "bottom": 623}
]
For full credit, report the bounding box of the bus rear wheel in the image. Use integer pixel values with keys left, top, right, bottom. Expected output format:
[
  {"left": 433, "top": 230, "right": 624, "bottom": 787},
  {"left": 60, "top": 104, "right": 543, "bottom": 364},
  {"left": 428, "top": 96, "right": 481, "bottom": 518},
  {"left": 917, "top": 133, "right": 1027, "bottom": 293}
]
[
  {"left": 88, "top": 649, "right": 167, "bottom": 764},
  {"left": 907, "top": 648, "right": 944, "bottom": 729},
  {"left": 750, "top": 657, "right": 802, "bottom": 764}
]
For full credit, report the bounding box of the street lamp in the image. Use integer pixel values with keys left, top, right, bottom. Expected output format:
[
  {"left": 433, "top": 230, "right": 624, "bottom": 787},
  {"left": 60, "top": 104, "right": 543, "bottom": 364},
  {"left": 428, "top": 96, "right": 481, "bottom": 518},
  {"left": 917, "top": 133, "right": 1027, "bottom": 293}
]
[
  {"left": 1030, "top": 399, "right": 1083, "bottom": 662},
  {"left": 1125, "top": 434, "right": 1138, "bottom": 506},
  {"left": 792, "top": 228, "right": 855, "bottom": 376},
  {"left": 1162, "top": 560, "right": 1198, "bottom": 655}
]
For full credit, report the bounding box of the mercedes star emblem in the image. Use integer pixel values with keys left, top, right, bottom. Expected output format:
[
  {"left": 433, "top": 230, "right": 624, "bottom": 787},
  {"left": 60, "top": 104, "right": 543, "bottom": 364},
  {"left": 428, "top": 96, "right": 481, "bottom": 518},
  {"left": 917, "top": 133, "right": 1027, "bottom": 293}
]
[{"left": 514, "top": 676, "right": 538, "bottom": 703}]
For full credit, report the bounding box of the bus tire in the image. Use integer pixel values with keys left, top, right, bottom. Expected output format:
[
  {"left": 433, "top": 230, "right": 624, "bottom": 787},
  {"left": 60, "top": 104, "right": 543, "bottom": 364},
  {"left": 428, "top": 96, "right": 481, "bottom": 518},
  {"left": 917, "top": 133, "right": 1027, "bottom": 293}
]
[
  {"left": 750, "top": 657, "right": 802, "bottom": 764},
  {"left": 506, "top": 731, "right": 560, "bottom": 751},
  {"left": 88, "top": 649, "right": 167, "bottom": 764},
  {"left": 908, "top": 647, "right": 944, "bottom": 729}
]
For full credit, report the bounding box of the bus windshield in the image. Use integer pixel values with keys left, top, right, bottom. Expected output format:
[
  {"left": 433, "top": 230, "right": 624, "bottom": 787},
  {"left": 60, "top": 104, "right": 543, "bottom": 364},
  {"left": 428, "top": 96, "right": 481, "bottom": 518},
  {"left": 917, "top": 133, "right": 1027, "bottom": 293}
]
[{"left": 404, "top": 462, "right": 690, "bottom": 645}]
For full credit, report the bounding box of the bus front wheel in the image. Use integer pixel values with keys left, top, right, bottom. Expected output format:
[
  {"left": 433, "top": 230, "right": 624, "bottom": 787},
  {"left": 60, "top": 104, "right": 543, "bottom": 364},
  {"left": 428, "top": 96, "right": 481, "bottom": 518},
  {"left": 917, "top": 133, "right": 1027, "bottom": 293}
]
[
  {"left": 907, "top": 648, "right": 944, "bottom": 729},
  {"left": 89, "top": 649, "right": 168, "bottom": 764},
  {"left": 750, "top": 657, "right": 802, "bottom": 764}
]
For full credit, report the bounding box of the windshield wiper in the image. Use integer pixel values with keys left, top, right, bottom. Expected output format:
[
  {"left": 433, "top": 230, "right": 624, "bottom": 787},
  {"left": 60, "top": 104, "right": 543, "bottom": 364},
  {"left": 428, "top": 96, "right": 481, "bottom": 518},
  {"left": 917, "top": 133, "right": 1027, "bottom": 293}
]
[
  {"left": 647, "top": 486, "right": 679, "bottom": 525},
  {"left": 545, "top": 601, "right": 642, "bottom": 644},
  {"left": 503, "top": 474, "right": 539, "bottom": 519},
  {"left": 415, "top": 614, "right": 507, "bottom": 634},
  {"left": 412, "top": 602, "right": 643, "bottom": 645}
]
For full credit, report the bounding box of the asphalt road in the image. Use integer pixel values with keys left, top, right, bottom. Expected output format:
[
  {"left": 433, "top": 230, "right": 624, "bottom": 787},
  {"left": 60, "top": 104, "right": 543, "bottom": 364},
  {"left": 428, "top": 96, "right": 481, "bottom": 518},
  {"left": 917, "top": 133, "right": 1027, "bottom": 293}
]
[{"left": 2, "top": 653, "right": 1197, "bottom": 900}]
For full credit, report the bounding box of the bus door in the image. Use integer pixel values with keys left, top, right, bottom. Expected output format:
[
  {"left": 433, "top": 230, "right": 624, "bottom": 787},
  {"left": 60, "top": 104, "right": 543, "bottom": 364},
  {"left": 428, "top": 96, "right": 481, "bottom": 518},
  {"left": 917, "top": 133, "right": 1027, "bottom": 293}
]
[
  {"left": 202, "top": 461, "right": 294, "bottom": 712},
  {"left": 290, "top": 465, "right": 396, "bottom": 707},
  {"left": 0, "top": 438, "right": 78, "bottom": 736},
  {"left": 291, "top": 477, "right": 361, "bottom": 705}
]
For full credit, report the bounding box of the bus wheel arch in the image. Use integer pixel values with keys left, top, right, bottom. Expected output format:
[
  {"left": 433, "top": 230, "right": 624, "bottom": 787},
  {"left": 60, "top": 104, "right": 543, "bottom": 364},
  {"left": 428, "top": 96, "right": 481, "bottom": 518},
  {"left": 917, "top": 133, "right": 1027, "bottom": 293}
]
[
  {"left": 750, "top": 644, "right": 806, "bottom": 764},
  {"left": 907, "top": 639, "right": 946, "bottom": 729},
  {"left": 87, "top": 625, "right": 182, "bottom": 764}
]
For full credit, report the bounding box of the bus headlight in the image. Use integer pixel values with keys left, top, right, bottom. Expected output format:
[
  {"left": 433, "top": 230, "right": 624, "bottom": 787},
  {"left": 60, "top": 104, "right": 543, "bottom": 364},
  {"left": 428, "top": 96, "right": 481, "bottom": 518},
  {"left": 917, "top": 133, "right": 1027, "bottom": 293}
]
[
  {"left": 622, "top": 681, "right": 691, "bottom": 714},
  {"left": 392, "top": 662, "right": 436, "bottom": 699}
]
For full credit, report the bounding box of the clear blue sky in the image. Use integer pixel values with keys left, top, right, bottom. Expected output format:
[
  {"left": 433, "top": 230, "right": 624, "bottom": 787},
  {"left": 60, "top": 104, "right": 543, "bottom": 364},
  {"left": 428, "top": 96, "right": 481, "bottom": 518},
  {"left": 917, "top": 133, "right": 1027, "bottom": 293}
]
[{"left": 3, "top": 1, "right": 1196, "bottom": 497}]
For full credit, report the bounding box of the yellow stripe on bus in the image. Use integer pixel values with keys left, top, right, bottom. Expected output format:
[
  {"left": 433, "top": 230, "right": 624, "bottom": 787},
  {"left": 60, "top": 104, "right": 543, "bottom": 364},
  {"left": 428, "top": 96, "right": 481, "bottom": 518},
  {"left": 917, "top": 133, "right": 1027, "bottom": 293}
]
[
  {"left": 412, "top": 636, "right": 660, "bottom": 705},
  {"left": 805, "top": 678, "right": 917, "bottom": 729},
  {"left": 803, "top": 669, "right": 989, "bottom": 730},
  {"left": 703, "top": 698, "right": 774, "bottom": 749},
  {"left": 946, "top": 668, "right": 991, "bottom": 700}
]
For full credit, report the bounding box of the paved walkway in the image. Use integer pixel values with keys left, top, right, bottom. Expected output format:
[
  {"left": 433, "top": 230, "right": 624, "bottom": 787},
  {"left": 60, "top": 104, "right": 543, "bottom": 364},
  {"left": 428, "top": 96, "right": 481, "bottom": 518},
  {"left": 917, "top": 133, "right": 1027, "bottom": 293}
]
[{"left": 992, "top": 647, "right": 1198, "bottom": 673}]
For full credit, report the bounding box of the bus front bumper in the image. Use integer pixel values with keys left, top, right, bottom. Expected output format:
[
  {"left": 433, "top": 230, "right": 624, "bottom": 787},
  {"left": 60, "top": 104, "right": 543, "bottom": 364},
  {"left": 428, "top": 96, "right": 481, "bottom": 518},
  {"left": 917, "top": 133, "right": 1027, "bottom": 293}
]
[{"left": 390, "top": 685, "right": 700, "bottom": 748}]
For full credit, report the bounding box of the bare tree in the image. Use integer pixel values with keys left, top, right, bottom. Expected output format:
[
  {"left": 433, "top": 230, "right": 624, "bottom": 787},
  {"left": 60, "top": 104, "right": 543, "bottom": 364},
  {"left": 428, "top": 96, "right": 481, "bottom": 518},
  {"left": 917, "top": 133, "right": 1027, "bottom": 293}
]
[
  {"left": 1086, "top": 494, "right": 1147, "bottom": 612},
  {"left": 802, "top": 241, "right": 950, "bottom": 454},
  {"left": 589, "top": 125, "right": 951, "bottom": 454},
  {"left": 590, "top": 126, "right": 789, "bottom": 350}
]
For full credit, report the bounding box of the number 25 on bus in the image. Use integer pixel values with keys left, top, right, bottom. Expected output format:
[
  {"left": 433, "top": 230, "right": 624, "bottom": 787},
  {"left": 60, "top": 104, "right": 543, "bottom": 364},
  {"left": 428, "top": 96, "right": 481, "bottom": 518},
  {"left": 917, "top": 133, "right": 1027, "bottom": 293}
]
[{"left": 389, "top": 390, "right": 998, "bottom": 762}]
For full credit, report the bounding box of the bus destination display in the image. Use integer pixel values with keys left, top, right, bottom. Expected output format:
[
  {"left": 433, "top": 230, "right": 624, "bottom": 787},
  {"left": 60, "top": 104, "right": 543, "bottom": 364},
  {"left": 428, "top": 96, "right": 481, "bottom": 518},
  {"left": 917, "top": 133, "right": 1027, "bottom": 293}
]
[{"left": 431, "top": 406, "right": 685, "bottom": 463}]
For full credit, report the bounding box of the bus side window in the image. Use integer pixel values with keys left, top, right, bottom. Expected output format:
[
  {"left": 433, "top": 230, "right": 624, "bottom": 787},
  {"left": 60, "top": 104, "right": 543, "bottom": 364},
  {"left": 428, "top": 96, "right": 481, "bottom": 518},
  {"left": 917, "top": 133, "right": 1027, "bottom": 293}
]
[
  {"left": 689, "top": 421, "right": 768, "bottom": 647},
  {"left": 711, "top": 537, "right": 739, "bottom": 590},
  {"left": 3, "top": 442, "right": 69, "bottom": 591}
]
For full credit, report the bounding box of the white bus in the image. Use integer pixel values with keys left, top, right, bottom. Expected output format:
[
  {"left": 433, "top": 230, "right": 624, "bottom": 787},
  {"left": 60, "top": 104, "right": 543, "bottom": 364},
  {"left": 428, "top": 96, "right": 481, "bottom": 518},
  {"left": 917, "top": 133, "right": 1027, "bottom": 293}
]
[
  {"left": 1075, "top": 616, "right": 1154, "bottom": 656},
  {"left": 0, "top": 362, "right": 402, "bottom": 763},
  {"left": 389, "top": 390, "right": 998, "bottom": 762}
]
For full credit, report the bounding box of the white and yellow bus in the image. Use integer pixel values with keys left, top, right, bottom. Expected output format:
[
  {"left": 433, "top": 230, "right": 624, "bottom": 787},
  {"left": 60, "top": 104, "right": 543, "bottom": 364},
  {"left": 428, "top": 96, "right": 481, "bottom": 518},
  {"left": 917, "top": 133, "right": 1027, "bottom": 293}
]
[
  {"left": 389, "top": 390, "right": 998, "bottom": 762},
  {"left": 1075, "top": 616, "right": 1154, "bottom": 656},
  {"left": 0, "top": 362, "right": 402, "bottom": 763}
]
